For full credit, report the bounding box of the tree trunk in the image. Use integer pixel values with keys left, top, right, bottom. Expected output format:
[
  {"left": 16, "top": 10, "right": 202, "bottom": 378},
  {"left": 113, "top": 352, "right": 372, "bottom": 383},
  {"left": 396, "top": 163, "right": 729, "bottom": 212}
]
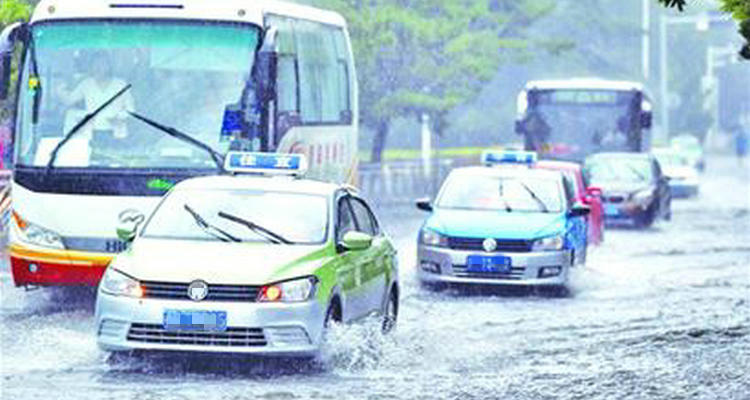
[{"left": 370, "top": 119, "right": 389, "bottom": 163}]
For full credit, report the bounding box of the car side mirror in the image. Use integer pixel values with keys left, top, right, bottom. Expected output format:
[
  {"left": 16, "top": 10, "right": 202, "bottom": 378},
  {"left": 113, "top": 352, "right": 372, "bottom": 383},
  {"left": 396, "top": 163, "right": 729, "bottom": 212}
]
[
  {"left": 640, "top": 110, "right": 653, "bottom": 129},
  {"left": 339, "top": 231, "right": 373, "bottom": 252},
  {"left": 569, "top": 203, "right": 591, "bottom": 217},
  {"left": 116, "top": 210, "right": 145, "bottom": 243},
  {"left": 415, "top": 197, "right": 433, "bottom": 212},
  {"left": 586, "top": 186, "right": 602, "bottom": 197}
]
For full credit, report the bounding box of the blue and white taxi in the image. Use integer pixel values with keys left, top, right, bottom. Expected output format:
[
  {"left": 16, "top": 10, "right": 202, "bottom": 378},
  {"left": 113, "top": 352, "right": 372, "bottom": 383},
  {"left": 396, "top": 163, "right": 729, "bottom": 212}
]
[
  {"left": 415, "top": 151, "right": 590, "bottom": 288},
  {"left": 95, "top": 153, "right": 399, "bottom": 357}
]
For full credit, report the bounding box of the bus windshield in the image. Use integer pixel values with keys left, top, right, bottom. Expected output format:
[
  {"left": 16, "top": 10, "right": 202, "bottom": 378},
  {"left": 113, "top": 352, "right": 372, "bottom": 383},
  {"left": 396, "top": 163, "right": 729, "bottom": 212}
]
[
  {"left": 521, "top": 89, "right": 641, "bottom": 160},
  {"left": 15, "top": 21, "right": 261, "bottom": 169}
]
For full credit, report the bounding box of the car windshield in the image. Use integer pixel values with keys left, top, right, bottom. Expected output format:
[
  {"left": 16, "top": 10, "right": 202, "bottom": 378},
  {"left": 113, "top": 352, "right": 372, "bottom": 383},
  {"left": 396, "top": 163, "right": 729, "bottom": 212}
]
[
  {"left": 15, "top": 21, "right": 260, "bottom": 169},
  {"left": 436, "top": 173, "right": 563, "bottom": 213},
  {"left": 586, "top": 158, "right": 652, "bottom": 183},
  {"left": 142, "top": 189, "right": 329, "bottom": 244}
]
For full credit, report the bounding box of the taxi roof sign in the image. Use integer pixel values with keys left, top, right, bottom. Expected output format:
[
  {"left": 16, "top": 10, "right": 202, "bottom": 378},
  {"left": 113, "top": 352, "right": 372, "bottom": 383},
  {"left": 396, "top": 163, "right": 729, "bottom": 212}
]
[
  {"left": 481, "top": 150, "right": 538, "bottom": 166},
  {"left": 224, "top": 152, "right": 308, "bottom": 176}
]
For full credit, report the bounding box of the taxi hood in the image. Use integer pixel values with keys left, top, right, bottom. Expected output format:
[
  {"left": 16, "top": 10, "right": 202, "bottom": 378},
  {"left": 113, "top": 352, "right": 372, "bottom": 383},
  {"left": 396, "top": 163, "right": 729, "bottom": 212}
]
[
  {"left": 113, "top": 238, "right": 332, "bottom": 285},
  {"left": 425, "top": 208, "right": 566, "bottom": 240}
]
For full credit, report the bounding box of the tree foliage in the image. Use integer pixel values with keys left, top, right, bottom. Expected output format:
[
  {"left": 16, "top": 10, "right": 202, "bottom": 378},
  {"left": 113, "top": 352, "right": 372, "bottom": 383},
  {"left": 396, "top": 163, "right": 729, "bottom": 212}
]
[
  {"left": 0, "top": 0, "right": 32, "bottom": 122},
  {"left": 311, "top": 0, "right": 552, "bottom": 161},
  {"left": 660, "top": 0, "right": 750, "bottom": 59}
]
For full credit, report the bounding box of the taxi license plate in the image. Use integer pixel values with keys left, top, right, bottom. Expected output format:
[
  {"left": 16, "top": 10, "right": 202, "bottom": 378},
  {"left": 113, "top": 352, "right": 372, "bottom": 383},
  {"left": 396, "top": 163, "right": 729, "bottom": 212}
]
[
  {"left": 163, "top": 310, "right": 227, "bottom": 332},
  {"left": 604, "top": 204, "right": 620, "bottom": 216},
  {"left": 466, "top": 255, "right": 512, "bottom": 273}
]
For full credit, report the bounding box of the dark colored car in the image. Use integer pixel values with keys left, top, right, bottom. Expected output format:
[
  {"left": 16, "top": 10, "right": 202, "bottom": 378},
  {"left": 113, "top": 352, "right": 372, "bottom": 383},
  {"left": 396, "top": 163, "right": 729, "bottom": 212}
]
[{"left": 584, "top": 153, "right": 671, "bottom": 228}]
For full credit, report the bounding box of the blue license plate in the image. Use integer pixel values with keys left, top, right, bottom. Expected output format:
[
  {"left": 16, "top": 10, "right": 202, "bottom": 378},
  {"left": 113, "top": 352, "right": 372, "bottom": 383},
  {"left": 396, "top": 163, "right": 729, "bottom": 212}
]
[
  {"left": 604, "top": 204, "right": 620, "bottom": 216},
  {"left": 163, "top": 310, "right": 228, "bottom": 332},
  {"left": 466, "top": 255, "right": 512, "bottom": 273}
]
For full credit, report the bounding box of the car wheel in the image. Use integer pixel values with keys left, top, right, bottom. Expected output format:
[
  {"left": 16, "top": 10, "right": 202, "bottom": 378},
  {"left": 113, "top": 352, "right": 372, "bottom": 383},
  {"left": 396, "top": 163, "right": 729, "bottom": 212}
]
[
  {"left": 324, "top": 298, "right": 342, "bottom": 329},
  {"left": 635, "top": 205, "right": 656, "bottom": 228},
  {"left": 381, "top": 289, "right": 398, "bottom": 334}
]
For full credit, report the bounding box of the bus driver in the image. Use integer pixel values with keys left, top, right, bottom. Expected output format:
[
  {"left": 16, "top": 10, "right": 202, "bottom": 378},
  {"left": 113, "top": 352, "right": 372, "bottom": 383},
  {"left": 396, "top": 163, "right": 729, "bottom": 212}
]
[{"left": 55, "top": 51, "right": 135, "bottom": 147}]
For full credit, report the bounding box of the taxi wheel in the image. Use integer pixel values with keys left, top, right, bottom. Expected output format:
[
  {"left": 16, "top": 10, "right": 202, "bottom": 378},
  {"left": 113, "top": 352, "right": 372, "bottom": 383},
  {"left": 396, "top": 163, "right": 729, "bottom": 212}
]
[
  {"left": 382, "top": 289, "right": 398, "bottom": 334},
  {"left": 324, "top": 298, "right": 342, "bottom": 328}
]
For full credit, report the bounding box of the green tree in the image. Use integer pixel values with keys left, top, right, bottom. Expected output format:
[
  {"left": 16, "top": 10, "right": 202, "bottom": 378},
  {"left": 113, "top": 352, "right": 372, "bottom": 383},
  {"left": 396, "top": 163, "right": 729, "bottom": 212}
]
[
  {"left": 660, "top": 0, "right": 750, "bottom": 59},
  {"left": 311, "top": 0, "right": 551, "bottom": 161}
]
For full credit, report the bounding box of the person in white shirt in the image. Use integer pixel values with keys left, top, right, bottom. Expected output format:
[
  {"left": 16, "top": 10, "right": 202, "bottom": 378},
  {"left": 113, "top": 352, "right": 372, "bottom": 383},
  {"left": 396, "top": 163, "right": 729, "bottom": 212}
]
[{"left": 56, "top": 52, "right": 135, "bottom": 140}]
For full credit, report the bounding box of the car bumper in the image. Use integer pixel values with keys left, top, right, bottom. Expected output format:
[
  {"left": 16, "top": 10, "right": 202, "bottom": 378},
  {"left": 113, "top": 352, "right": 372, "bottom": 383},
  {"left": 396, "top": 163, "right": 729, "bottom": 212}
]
[
  {"left": 417, "top": 245, "right": 572, "bottom": 286},
  {"left": 9, "top": 243, "right": 112, "bottom": 287},
  {"left": 669, "top": 181, "right": 699, "bottom": 198},
  {"left": 94, "top": 291, "right": 326, "bottom": 357},
  {"left": 602, "top": 201, "right": 648, "bottom": 222}
]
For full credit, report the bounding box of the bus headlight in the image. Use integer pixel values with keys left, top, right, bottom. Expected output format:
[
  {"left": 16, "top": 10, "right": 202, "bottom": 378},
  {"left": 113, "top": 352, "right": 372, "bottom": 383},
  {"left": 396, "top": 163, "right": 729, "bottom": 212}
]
[
  {"left": 532, "top": 235, "right": 564, "bottom": 251},
  {"left": 11, "top": 211, "right": 65, "bottom": 250},
  {"left": 100, "top": 268, "right": 143, "bottom": 298}
]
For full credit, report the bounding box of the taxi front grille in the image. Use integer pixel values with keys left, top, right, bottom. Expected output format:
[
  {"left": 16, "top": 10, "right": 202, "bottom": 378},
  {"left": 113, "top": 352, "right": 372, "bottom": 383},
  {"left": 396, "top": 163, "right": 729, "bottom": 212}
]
[
  {"left": 452, "top": 265, "right": 526, "bottom": 280},
  {"left": 447, "top": 237, "right": 532, "bottom": 253},
  {"left": 140, "top": 281, "right": 261, "bottom": 302},
  {"left": 127, "top": 323, "right": 267, "bottom": 347}
]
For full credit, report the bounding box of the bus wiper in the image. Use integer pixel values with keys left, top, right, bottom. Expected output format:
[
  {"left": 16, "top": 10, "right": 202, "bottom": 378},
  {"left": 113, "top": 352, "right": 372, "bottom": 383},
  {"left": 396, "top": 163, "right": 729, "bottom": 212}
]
[
  {"left": 519, "top": 182, "right": 550, "bottom": 213},
  {"left": 47, "top": 84, "right": 132, "bottom": 170},
  {"left": 217, "top": 211, "right": 292, "bottom": 245},
  {"left": 184, "top": 204, "right": 241, "bottom": 243},
  {"left": 129, "top": 111, "right": 225, "bottom": 171}
]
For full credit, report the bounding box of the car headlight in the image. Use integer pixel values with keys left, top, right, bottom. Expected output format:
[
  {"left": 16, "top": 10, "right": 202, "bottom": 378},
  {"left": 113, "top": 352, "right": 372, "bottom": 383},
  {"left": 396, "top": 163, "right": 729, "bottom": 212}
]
[
  {"left": 259, "top": 277, "right": 317, "bottom": 303},
  {"left": 420, "top": 228, "right": 449, "bottom": 247},
  {"left": 11, "top": 211, "right": 65, "bottom": 249},
  {"left": 532, "top": 235, "right": 564, "bottom": 251},
  {"left": 99, "top": 268, "right": 143, "bottom": 297}
]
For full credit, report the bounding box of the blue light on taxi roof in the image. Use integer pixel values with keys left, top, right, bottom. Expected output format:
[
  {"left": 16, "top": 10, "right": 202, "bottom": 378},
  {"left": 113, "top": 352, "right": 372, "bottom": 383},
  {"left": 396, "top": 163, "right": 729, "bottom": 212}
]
[
  {"left": 481, "top": 150, "right": 538, "bottom": 166},
  {"left": 224, "top": 152, "right": 308, "bottom": 176}
]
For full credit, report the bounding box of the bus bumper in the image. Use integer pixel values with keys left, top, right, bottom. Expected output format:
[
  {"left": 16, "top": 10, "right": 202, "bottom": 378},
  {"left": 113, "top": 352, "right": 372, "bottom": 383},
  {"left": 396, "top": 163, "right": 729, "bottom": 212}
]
[{"left": 9, "top": 244, "right": 113, "bottom": 287}]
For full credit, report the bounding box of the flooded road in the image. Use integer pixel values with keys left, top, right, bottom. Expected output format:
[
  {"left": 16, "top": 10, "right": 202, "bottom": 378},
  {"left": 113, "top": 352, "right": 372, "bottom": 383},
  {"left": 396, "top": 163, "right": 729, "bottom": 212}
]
[{"left": 2, "top": 155, "right": 749, "bottom": 400}]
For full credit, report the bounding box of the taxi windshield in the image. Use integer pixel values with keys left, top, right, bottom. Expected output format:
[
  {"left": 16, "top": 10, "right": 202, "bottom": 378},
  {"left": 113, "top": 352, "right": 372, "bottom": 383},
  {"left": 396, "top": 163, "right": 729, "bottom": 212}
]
[
  {"left": 142, "top": 189, "right": 328, "bottom": 244},
  {"left": 587, "top": 158, "right": 651, "bottom": 183},
  {"left": 436, "top": 174, "right": 564, "bottom": 213}
]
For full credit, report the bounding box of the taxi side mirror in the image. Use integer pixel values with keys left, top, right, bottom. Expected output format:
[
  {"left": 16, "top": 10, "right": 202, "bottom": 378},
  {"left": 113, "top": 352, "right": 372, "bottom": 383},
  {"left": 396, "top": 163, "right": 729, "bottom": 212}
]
[
  {"left": 569, "top": 204, "right": 591, "bottom": 218},
  {"left": 415, "top": 198, "right": 433, "bottom": 212},
  {"left": 339, "top": 231, "right": 373, "bottom": 252}
]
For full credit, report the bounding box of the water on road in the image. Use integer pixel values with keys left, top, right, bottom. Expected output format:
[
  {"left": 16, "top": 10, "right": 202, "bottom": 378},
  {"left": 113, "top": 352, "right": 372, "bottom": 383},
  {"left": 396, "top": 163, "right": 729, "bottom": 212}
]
[{"left": 2, "top": 156, "right": 748, "bottom": 399}]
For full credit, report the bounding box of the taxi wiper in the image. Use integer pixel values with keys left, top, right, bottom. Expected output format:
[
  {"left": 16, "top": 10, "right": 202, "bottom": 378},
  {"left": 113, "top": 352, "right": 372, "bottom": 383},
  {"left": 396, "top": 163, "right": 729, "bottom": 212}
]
[
  {"left": 47, "top": 84, "right": 132, "bottom": 170},
  {"left": 519, "top": 182, "right": 549, "bottom": 213},
  {"left": 129, "top": 111, "right": 225, "bottom": 171},
  {"left": 184, "top": 204, "right": 241, "bottom": 243},
  {"left": 217, "top": 211, "right": 292, "bottom": 245}
]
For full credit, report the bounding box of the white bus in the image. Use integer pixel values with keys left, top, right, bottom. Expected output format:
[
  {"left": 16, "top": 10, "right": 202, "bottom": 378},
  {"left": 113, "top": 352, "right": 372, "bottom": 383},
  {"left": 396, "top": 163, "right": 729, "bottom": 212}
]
[
  {"left": 0, "top": 0, "right": 358, "bottom": 287},
  {"left": 515, "top": 79, "right": 652, "bottom": 162}
]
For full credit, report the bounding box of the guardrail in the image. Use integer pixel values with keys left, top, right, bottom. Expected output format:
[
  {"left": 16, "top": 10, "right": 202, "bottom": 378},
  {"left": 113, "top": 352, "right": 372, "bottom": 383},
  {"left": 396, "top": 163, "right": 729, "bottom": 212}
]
[{"left": 358, "top": 159, "right": 455, "bottom": 205}]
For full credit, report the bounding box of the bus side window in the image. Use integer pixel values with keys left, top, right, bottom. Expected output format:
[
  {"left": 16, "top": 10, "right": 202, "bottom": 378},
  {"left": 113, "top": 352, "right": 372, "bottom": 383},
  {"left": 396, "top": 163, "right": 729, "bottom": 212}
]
[{"left": 294, "top": 20, "right": 351, "bottom": 126}]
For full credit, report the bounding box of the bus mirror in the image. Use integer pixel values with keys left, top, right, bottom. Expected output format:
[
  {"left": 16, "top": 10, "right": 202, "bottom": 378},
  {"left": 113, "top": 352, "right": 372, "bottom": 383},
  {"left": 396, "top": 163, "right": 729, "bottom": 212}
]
[
  {"left": 641, "top": 110, "right": 653, "bottom": 129},
  {"left": 0, "top": 54, "right": 10, "bottom": 100},
  {"left": 0, "top": 22, "right": 24, "bottom": 101},
  {"left": 256, "top": 27, "right": 279, "bottom": 103}
]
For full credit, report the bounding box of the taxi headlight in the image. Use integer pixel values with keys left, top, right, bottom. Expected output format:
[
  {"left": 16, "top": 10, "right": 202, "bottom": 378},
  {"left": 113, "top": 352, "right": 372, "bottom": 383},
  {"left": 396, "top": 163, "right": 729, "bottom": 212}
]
[
  {"left": 259, "top": 277, "right": 317, "bottom": 303},
  {"left": 532, "top": 235, "right": 564, "bottom": 251},
  {"left": 11, "top": 211, "right": 65, "bottom": 250},
  {"left": 420, "top": 229, "right": 448, "bottom": 247},
  {"left": 100, "top": 268, "right": 143, "bottom": 298}
]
